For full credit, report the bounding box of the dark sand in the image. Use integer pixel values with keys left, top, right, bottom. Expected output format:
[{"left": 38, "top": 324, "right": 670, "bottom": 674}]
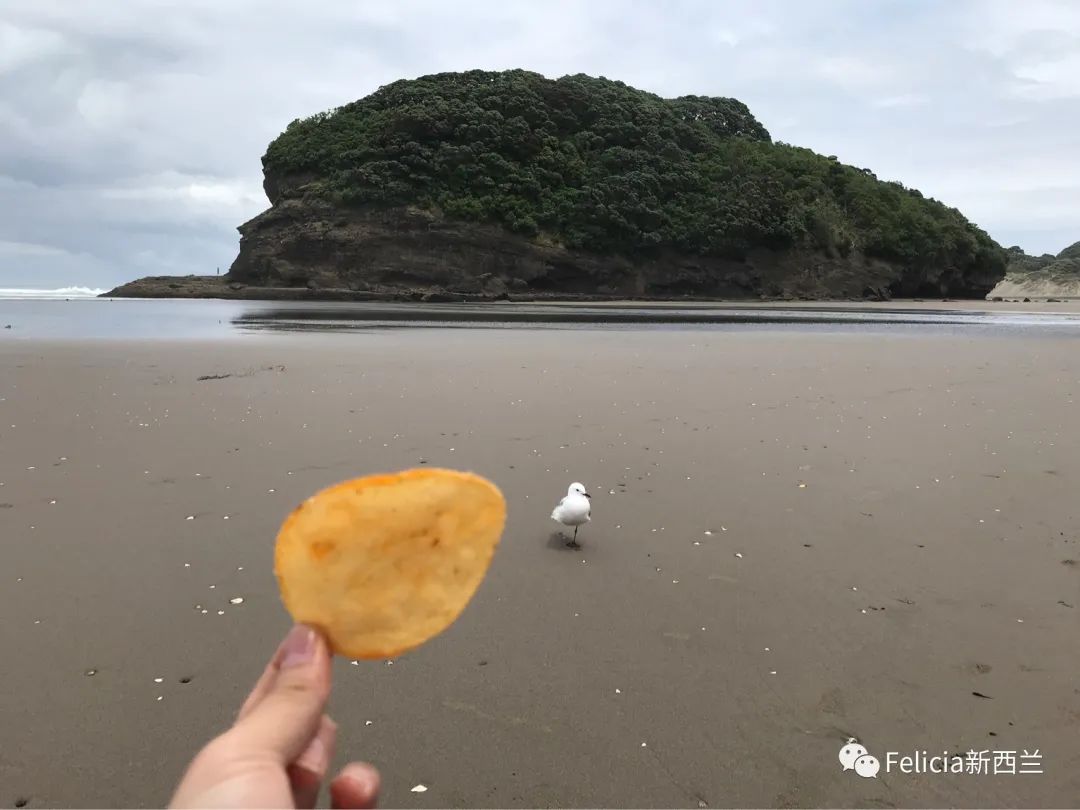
[{"left": 2, "top": 328, "right": 1079, "bottom": 807}]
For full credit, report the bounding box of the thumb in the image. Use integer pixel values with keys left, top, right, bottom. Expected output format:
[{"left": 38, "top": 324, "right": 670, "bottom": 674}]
[{"left": 228, "top": 625, "right": 332, "bottom": 763}]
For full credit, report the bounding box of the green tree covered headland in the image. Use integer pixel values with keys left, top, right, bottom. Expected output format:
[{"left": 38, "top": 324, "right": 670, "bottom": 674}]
[{"left": 263, "top": 69, "right": 1004, "bottom": 282}]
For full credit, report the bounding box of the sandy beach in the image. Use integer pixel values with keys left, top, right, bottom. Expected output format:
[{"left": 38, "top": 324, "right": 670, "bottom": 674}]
[{"left": 2, "top": 324, "right": 1079, "bottom": 807}]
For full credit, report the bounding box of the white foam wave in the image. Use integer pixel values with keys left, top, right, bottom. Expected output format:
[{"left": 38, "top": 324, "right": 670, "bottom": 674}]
[{"left": 0, "top": 286, "right": 106, "bottom": 300}]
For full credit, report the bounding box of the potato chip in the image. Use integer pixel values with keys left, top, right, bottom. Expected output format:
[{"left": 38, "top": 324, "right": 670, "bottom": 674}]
[{"left": 274, "top": 468, "right": 506, "bottom": 659}]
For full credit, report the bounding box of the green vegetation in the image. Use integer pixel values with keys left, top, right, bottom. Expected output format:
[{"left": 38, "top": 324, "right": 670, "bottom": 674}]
[
  {"left": 264, "top": 69, "right": 1004, "bottom": 278},
  {"left": 1005, "top": 242, "right": 1080, "bottom": 280}
]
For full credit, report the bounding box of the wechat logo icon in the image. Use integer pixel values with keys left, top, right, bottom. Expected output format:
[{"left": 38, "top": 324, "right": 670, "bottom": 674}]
[{"left": 840, "top": 739, "right": 880, "bottom": 778}]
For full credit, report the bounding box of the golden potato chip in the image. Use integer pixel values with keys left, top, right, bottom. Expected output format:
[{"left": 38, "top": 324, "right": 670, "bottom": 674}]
[{"left": 274, "top": 468, "right": 506, "bottom": 659}]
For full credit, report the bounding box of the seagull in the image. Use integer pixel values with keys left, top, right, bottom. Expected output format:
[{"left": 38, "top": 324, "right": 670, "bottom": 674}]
[{"left": 552, "top": 482, "right": 591, "bottom": 548}]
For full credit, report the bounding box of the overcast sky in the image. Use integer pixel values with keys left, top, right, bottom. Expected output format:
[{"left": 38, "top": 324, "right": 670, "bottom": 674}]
[{"left": 2, "top": 0, "right": 1078, "bottom": 289}]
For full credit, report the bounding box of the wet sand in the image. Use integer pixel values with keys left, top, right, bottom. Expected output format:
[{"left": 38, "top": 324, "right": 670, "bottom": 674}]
[{"left": 2, "top": 328, "right": 1079, "bottom": 807}]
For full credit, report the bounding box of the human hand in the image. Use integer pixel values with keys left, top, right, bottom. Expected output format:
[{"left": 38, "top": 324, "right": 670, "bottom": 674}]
[{"left": 170, "top": 624, "right": 380, "bottom": 809}]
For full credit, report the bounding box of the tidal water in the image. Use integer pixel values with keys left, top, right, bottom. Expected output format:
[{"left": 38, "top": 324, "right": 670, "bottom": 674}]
[{"left": 3, "top": 297, "right": 1080, "bottom": 340}]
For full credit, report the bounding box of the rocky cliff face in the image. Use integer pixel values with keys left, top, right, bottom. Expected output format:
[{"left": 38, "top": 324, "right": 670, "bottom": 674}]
[{"left": 220, "top": 198, "right": 997, "bottom": 301}]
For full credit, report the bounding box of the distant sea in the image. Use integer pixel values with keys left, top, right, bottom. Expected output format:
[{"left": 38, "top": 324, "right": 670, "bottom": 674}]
[{"left": 0, "top": 287, "right": 106, "bottom": 299}]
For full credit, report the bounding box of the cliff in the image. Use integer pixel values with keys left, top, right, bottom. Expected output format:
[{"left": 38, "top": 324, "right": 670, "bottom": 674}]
[
  {"left": 221, "top": 201, "right": 950, "bottom": 301},
  {"left": 108, "top": 70, "right": 1008, "bottom": 301},
  {"left": 985, "top": 242, "right": 1080, "bottom": 301}
]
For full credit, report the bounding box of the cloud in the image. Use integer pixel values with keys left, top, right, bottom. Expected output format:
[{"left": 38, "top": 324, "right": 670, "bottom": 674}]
[
  {"left": 0, "top": 239, "right": 71, "bottom": 257},
  {"left": 1011, "top": 53, "right": 1080, "bottom": 99},
  {"left": 0, "top": 19, "right": 71, "bottom": 73},
  {"left": 815, "top": 56, "right": 896, "bottom": 92},
  {"left": 0, "top": 0, "right": 1078, "bottom": 288},
  {"left": 870, "top": 94, "right": 929, "bottom": 109},
  {"left": 100, "top": 172, "right": 264, "bottom": 213}
]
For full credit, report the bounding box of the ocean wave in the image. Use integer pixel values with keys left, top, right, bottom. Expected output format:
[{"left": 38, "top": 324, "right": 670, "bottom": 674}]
[{"left": 0, "top": 286, "right": 106, "bottom": 299}]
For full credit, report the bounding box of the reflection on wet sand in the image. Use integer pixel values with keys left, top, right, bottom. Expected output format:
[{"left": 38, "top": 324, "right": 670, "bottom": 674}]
[{"left": 231, "top": 301, "right": 1080, "bottom": 334}]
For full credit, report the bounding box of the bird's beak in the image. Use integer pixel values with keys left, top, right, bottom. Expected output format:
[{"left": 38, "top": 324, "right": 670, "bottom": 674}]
[{"left": 584, "top": 492, "right": 591, "bottom": 499}]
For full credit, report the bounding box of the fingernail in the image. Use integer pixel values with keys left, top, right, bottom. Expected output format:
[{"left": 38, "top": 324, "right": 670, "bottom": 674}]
[
  {"left": 346, "top": 762, "right": 380, "bottom": 789},
  {"left": 280, "top": 625, "right": 318, "bottom": 669},
  {"left": 335, "top": 762, "right": 381, "bottom": 806}
]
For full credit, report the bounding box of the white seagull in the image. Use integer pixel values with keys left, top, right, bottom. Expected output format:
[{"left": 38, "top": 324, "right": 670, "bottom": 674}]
[{"left": 551, "top": 481, "right": 591, "bottom": 548}]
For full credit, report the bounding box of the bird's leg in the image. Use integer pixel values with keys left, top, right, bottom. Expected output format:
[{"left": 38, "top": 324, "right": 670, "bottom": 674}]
[{"left": 566, "top": 525, "right": 580, "bottom": 548}]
